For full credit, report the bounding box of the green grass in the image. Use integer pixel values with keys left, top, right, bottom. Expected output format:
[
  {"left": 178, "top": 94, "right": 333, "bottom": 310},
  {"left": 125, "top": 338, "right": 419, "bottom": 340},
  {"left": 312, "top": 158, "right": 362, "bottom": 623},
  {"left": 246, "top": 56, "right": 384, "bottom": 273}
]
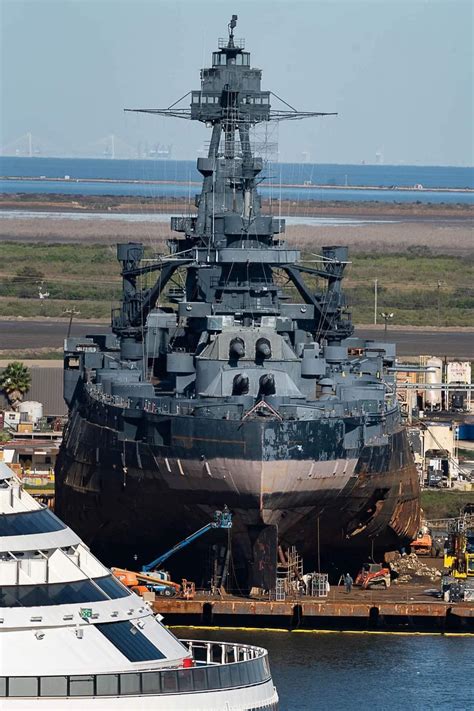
[
  {"left": 0, "top": 298, "right": 112, "bottom": 319},
  {"left": 421, "top": 490, "right": 474, "bottom": 520},
  {"left": 0, "top": 350, "right": 63, "bottom": 360}
]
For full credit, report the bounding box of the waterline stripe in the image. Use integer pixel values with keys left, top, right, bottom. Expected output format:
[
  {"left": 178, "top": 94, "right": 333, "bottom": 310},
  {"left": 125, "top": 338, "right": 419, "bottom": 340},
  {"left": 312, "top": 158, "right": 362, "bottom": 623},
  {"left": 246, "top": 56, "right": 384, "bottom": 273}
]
[{"left": 168, "top": 625, "right": 472, "bottom": 637}]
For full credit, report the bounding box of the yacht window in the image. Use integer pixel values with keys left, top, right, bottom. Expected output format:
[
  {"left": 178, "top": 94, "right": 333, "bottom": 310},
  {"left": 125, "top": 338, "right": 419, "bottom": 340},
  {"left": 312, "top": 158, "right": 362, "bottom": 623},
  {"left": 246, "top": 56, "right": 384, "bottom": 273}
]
[
  {"left": 39, "top": 676, "right": 68, "bottom": 697},
  {"left": 0, "top": 575, "right": 129, "bottom": 607},
  {"left": 8, "top": 678, "right": 38, "bottom": 697},
  {"left": 206, "top": 665, "right": 220, "bottom": 690},
  {"left": 177, "top": 668, "right": 193, "bottom": 692},
  {"left": 141, "top": 671, "right": 161, "bottom": 694},
  {"left": 161, "top": 670, "right": 178, "bottom": 692},
  {"left": 119, "top": 673, "right": 141, "bottom": 695},
  {"left": 95, "top": 674, "right": 119, "bottom": 696},
  {"left": 0, "top": 508, "right": 65, "bottom": 536},
  {"left": 69, "top": 676, "right": 94, "bottom": 697},
  {"left": 94, "top": 575, "right": 130, "bottom": 598},
  {"left": 96, "top": 621, "right": 165, "bottom": 662}
]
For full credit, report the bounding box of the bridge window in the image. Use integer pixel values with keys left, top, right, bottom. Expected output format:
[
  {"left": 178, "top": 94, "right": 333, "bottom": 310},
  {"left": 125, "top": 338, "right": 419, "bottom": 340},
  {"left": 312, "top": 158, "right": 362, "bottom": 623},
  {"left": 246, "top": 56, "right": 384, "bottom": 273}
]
[
  {"left": 212, "top": 53, "right": 225, "bottom": 66},
  {"left": 96, "top": 621, "right": 165, "bottom": 663},
  {"left": 191, "top": 92, "right": 201, "bottom": 104},
  {"left": 0, "top": 508, "right": 65, "bottom": 536},
  {"left": 0, "top": 575, "right": 130, "bottom": 607},
  {"left": 236, "top": 53, "right": 250, "bottom": 66}
]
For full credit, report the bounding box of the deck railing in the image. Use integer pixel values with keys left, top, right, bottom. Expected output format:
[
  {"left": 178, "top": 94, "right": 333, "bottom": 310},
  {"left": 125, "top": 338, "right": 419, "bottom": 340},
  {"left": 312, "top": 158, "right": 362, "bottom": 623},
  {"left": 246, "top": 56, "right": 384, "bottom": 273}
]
[{"left": 0, "top": 640, "right": 271, "bottom": 698}]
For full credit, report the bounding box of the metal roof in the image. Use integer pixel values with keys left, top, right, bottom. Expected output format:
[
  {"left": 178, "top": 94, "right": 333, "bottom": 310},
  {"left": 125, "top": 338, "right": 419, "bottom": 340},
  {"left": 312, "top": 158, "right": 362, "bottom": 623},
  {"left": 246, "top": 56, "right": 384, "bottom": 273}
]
[{"left": 0, "top": 366, "right": 66, "bottom": 417}]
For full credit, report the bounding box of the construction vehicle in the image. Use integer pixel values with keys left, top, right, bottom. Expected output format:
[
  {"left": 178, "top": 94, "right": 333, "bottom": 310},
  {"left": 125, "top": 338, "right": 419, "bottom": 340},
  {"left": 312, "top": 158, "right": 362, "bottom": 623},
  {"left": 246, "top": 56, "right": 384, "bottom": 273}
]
[
  {"left": 355, "top": 563, "right": 391, "bottom": 589},
  {"left": 112, "top": 568, "right": 189, "bottom": 598},
  {"left": 112, "top": 507, "right": 232, "bottom": 598},
  {"left": 410, "top": 523, "right": 433, "bottom": 556},
  {"left": 443, "top": 516, "right": 474, "bottom": 579}
]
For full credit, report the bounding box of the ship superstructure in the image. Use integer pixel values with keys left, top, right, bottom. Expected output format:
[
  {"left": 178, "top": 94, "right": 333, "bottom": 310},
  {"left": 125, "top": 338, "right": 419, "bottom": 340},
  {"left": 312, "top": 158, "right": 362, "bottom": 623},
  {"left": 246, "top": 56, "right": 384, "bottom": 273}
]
[
  {"left": 0, "top": 459, "right": 278, "bottom": 709},
  {"left": 56, "top": 16, "right": 420, "bottom": 587}
]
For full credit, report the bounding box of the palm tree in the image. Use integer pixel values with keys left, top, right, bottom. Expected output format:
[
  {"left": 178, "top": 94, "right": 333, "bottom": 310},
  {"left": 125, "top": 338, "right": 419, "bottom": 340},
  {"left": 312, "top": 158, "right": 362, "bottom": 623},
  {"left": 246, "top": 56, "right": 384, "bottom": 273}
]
[{"left": 0, "top": 361, "right": 31, "bottom": 411}]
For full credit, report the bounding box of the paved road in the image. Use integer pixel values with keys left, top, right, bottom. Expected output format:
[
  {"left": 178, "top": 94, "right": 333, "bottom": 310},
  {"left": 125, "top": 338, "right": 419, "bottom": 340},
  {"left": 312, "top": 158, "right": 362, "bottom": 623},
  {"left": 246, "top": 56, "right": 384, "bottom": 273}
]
[{"left": 0, "top": 320, "right": 472, "bottom": 359}]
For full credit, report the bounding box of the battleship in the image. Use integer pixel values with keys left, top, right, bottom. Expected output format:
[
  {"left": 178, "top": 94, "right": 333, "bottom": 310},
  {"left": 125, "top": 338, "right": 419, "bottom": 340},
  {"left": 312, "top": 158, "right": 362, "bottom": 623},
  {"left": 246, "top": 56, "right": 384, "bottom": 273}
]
[{"left": 55, "top": 16, "right": 420, "bottom": 587}]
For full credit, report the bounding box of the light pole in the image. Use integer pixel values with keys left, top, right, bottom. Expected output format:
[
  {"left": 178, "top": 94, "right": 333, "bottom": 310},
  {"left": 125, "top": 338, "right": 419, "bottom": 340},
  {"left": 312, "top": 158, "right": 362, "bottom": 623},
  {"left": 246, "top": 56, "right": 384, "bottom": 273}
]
[
  {"left": 381, "top": 311, "right": 394, "bottom": 336},
  {"left": 374, "top": 279, "right": 378, "bottom": 325},
  {"left": 436, "top": 280, "right": 444, "bottom": 327},
  {"left": 63, "top": 308, "right": 81, "bottom": 338}
]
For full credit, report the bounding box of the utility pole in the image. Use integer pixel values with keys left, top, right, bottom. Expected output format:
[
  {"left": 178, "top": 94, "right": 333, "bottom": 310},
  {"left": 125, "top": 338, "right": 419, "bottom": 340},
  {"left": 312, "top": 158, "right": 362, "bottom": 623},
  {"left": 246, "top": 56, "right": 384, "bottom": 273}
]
[
  {"left": 437, "top": 280, "right": 443, "bottom": 327},
  {"left": 374, "top": 279, "right": 378, "bottom": 325}
]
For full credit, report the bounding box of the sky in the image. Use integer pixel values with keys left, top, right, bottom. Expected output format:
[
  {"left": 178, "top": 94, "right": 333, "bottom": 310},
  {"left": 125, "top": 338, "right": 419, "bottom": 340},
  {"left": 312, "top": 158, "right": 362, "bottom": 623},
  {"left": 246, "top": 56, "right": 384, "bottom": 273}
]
[{"left": 1, "top": 0, "right": 473, "bottom": 165}]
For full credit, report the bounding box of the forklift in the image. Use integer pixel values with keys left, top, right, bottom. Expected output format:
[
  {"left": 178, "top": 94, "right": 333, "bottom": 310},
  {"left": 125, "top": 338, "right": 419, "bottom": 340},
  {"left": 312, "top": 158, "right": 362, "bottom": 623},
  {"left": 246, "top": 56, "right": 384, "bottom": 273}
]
[{"left": 112, "top": 507, "right": 232, "bottom": 598}]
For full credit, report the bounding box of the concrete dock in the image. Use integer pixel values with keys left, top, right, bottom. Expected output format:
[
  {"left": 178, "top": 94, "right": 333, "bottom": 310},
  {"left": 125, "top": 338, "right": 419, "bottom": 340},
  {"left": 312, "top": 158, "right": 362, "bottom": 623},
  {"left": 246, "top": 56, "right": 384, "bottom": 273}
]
[{"left": 153, "top": 586, "right": 473, "bottom": 633}]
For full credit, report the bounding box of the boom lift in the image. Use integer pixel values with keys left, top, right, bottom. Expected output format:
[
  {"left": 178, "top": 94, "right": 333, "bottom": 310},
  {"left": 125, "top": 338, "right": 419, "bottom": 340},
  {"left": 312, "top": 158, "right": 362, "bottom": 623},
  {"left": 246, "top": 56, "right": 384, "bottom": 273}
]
[{"left": 112, "top": 507, "right": 232, "bottom": 598}]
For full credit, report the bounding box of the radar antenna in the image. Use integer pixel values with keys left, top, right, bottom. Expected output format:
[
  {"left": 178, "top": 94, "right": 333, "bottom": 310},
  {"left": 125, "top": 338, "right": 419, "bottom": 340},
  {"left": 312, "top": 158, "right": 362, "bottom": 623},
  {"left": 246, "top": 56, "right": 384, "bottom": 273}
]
[
  {"left": 228, "top": 14, "right": 238, "bottom": 47},
  {"left": 125, "top": 17, "right": 336, "bottom": 125}
]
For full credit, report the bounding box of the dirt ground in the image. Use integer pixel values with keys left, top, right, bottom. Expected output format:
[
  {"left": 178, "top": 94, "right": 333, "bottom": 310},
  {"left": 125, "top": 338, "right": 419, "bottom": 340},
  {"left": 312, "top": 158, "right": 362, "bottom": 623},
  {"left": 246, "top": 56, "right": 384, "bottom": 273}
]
[{"left": 0, "top": 213, "right": 472, "bottom": 255}]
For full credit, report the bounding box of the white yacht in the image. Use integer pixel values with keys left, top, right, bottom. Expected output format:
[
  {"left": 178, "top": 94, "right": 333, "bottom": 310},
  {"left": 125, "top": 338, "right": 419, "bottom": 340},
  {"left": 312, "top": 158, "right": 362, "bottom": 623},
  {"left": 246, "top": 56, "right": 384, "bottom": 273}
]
[{"left": 0, "top": 459, "right": 278, "bottom": 709}]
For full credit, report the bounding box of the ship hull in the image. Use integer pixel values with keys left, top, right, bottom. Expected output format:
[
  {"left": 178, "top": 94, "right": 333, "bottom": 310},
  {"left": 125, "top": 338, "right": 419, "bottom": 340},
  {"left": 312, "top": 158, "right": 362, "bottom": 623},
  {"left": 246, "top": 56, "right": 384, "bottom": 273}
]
[{"left": 55, "top": 395, "right": 420, "bottom": 582}]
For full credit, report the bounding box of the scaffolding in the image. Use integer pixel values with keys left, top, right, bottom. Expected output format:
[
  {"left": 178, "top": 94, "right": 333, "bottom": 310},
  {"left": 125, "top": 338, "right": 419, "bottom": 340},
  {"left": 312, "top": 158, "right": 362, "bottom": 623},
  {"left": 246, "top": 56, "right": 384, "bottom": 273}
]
[{"left": 275, "top": 546, "right": 328, "bottom": 598}]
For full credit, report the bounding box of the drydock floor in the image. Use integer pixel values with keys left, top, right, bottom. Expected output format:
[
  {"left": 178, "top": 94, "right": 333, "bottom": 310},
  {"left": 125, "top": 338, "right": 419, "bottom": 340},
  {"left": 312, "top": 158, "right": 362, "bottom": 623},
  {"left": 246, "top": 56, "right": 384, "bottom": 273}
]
[{"left": 153, "top": 585, "right": 474, "bottom": 633}]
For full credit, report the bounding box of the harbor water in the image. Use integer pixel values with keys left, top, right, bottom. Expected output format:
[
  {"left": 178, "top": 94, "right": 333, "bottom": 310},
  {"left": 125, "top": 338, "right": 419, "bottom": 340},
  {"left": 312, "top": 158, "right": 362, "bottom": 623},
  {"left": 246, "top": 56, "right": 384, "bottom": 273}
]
[
  {"left": 179, "top": 628, "right": 474, "bottom": 711},
  {"left": 1, "top": 157, "right": 473, "bottom": 203}
]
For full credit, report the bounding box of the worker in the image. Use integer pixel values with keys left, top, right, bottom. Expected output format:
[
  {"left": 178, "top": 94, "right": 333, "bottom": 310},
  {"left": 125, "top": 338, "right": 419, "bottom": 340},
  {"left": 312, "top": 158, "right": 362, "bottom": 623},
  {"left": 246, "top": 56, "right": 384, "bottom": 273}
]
[{"left": 344, "top": 573, "right": 353, "bottom": 594}]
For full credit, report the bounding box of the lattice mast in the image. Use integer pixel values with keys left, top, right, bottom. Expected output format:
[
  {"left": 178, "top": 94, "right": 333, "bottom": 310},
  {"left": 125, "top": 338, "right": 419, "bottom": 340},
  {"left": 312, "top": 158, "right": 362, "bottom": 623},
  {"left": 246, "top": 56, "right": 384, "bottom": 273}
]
[{"left": 125, "top": 14, "right": 335, "bottom": 248}]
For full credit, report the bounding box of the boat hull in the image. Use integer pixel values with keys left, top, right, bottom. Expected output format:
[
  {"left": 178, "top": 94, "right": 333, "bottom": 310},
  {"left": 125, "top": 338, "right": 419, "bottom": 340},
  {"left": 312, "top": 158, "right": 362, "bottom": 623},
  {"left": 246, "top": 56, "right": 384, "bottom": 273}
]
[{"left": 55, "top": 397, "right": 420, "bottom": 583}]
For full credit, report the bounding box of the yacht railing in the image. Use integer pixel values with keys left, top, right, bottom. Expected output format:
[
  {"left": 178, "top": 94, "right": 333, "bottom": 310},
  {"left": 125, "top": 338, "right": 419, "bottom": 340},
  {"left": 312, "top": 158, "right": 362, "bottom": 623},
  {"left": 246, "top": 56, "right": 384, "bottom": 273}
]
[{"left": 0, "top": 640, "right": 272, "bottom": 698}]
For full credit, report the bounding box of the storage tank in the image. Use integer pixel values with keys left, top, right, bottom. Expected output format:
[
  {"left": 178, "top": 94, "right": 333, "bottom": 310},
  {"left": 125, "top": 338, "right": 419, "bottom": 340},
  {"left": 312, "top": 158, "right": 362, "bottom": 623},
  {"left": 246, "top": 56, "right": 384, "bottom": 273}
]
[
  {"left": 18, "top": 401, "right": 43, "bottom": 424},
  {"left": 458, "top": 423, "right": 474, "bottom": 441},
  {"left": 425, "top": 357, "right": 442, "bottom": 410}
]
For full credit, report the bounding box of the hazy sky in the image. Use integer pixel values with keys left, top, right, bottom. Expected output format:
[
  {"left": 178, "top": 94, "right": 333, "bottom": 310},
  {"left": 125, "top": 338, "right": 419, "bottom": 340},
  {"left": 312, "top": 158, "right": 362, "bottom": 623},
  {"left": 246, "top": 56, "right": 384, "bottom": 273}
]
[{"left": 1, "top": 0, "right": 473, "bottom": 165}]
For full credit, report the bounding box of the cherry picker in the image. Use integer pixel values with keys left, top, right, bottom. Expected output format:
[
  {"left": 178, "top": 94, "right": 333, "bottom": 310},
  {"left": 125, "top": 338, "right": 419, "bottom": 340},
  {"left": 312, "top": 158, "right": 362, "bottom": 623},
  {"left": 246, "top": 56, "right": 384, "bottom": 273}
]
[{"left": 112, "top": 507, "right": 232, "bottom": 598}]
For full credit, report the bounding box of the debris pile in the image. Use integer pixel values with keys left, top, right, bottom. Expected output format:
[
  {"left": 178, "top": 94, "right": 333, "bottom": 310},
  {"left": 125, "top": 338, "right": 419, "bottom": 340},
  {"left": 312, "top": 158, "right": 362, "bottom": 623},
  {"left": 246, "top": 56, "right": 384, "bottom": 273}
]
[{"left": 389, "top": 552, "right": 442, "bottom": 584}]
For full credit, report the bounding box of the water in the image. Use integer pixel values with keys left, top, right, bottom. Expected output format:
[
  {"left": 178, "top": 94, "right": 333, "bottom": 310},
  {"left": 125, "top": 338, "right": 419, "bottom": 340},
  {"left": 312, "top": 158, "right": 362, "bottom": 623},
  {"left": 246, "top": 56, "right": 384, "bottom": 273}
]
[
  {"left": 178, "top": 628, "right": 474, "bottom": 711},
  {"left": 1, "top": 157, "right": 473, "bottom": 204},
  {"left": 0, "top": 209, "right": 399, "bottom": 227}
]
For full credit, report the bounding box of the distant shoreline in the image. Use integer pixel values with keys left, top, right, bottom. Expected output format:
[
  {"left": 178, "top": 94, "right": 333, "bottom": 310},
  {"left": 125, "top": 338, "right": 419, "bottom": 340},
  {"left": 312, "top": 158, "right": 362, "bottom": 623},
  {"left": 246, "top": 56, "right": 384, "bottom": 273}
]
[{"left": 2, "top": 175, "right": 473, "bottom": 193}]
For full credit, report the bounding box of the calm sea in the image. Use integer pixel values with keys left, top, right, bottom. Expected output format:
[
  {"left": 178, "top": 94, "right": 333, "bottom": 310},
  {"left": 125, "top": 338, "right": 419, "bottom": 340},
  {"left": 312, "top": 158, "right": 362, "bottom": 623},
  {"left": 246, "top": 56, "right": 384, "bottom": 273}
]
[
  {"left": 1, "top": 157, "right": 473, "bottom": 204},
  {"left": 178, "top": 628, "right": 474, "bottom": 711}
]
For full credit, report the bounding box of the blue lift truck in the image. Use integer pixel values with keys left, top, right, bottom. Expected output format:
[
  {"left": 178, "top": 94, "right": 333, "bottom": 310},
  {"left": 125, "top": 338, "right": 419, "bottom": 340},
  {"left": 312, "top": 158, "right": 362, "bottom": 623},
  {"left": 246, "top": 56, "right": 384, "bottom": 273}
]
[{"left": 112, "top": 507, "right": 233, "bottom": 597}]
